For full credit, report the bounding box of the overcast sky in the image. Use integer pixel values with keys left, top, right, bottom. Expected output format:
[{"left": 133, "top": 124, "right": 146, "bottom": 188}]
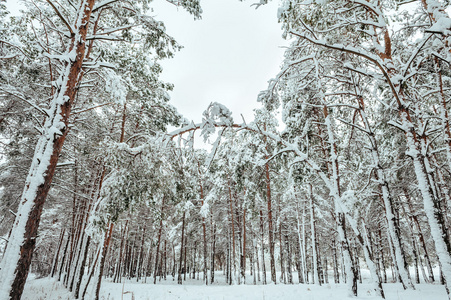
[
  {"left": 6, "top": 0, "right": 287, "bottom": 129},
  {"left": 151, "top": 0, "right": 287, "bottom": 124}
]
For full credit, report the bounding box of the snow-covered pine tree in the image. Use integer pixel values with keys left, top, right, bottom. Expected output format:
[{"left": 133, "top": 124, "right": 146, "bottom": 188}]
[{"left": 0, "top": 0, "right": 201, "bottom": 298}]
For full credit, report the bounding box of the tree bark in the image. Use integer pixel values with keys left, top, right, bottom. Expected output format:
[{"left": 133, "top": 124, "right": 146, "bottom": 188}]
[
  {"left": 211, "top": 222, "right": 216, "bottom": 284},
  {"left": 198, "top": 164, "right": 209, "bottom": 285},
  {"left": 259, "top": 210, "right": 267, "bottom": 285},
  {"left": 74, "top": 235, "right": 91, "bottom": 298},
  {"left": 178, "top": 211, "right": 186, "bottom": 285},
  {"left": 227, "top": 174, "right": 237, "bottom": 284},
  {"left": 94, "top": 222, "right": 114, "bottom": 300},
  {"left": 154, "top": 198, "right": 165, "bottom": 284},
  {"left": 265, "top": 157, "right": 276, "bottom": 284},
  {"left": 51, "top": 227, "right": 66, "bottom": 278},
  {"left": 81, "top": 246, "right": 101, "bottom": 300},
  {"left": 0, "top": 2, "right": 96, "bottom": 298}
]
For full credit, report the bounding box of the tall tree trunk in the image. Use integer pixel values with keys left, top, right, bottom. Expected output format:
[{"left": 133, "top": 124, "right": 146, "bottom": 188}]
[
  {"left": 286, "top": 229, "right": 293, "bottom": 284},
  {"left": 265, "top": 158, "right": 276, "bottom": 284},
  {"left": 58, "top": 229, "right": 71, "bottom": 282},
  {"left": 396, "top": 76, "right": 451, "bottom": 298},
  {"left": 309, "top": 185, "right": 320, "bottom": 285},
  {"left": 241, "top": 208, "right": 247, "bottom": 284},
  {"left": 137, "top": 225, "right": 146, "bottom": 282},
  {"left": 259, "top": 210, "right": 267, "bottom": 285},
  {"left": 404, "top": 190, "right": 435, "bottom": 282},
  {"left": 81, "top": 246, "right": 101, "bottom": 300},
  {"left": 51, "top": 227, "right": 66, "bottom": 278},
  {"left": 322, "top": 108, "right": 357, "bottom": 296},
  {"left": 355, "top": 95, "right": 413, "bottom": 289},
  {"left": 164, "top": 240, "right": 168, "bottom": 280},
  {"left": 227, "top": 175, "right": 237, "bottom": 284},
  {"left": 183, "top": 233, "right": 188, "bottom": 282},
  {"left": 226, "top": 227, "right": 230, "bottom": 285},
  {"left": 114, "top": 221, "right": 128, "bottom": 283},
  {"left": 95, "top": 221, "right": 114, "bottom": 300},
  {"left": 178, "top": 211, "right": 186, "bottom": 285},
  {"left": 74, "top": 235, "right": 91, "bottom": 298},
  {"left": 154, "top": 198, "right": 165, "bottom": 284},
  {"left": 0, "top": 2, "right": 96, "bottom": 298},
  {"left": 198, "top": 164, "right": 209, "bottom": 285},
  {"left": 211, "top": 222, "right": 216, "bottom": 284},
  {"left": 256, "top": 242, "right": 261, "bottom": 283},
  {"left": 378, "top": 230, "right": 387, "bottom": 284},
  {"left": 295, "top": 200, "right": 305, "bottom": 284},
  {"left": 279, "top": 201, "right": 285, "bottom": 284}
]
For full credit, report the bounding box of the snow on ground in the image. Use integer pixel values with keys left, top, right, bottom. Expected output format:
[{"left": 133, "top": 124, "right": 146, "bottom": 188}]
[{"left": 22, "top": 272, "right": 448, "bottom": 300}]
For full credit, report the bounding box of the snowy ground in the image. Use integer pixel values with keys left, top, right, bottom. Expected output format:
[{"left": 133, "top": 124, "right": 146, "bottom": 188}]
[{"left": 22, "top": 271, "right": 448, "bottom": 300}]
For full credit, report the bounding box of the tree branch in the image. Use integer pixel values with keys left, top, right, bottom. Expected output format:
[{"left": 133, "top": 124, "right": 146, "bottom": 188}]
[{"left": 45, "top": 0, "right": 74, "bottom": 35}]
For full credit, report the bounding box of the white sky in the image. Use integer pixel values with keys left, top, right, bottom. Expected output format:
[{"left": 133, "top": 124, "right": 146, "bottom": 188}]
[
  {"left": 6, "top": 0, "right": 287, "bottom": 133},
  {"left": 150, "top": 0, "right": 287, "bottom": 124}
]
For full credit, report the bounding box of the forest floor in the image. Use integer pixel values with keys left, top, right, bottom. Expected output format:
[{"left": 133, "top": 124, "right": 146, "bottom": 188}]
[{"left": 22, "top": 270, "right": 448, "bottom": 300}]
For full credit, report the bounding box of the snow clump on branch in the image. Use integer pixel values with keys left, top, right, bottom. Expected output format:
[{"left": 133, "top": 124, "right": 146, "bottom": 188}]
[{"left": 200, "top": 102, "right": 233, "bottom": 141}]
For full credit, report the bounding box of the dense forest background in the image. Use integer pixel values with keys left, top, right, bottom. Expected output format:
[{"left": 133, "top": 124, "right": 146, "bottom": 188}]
[{"left": 0, "top": 0, "right": 451, "bottom": 299}]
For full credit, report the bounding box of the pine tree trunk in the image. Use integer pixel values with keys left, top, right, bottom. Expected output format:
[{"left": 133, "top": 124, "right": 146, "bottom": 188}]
[
  {"left": 81, "top": 246, "right": 101, "bottom": 300},
  {"left": 94, "top": 222, "right": 114, "bottom": 300},
  {"left": 0, "top": 2, "right": 96, "bottom": 298},
  {"left": 114, "top": 221, "right": 128, "bottom": 283},
  {"left": 256, "top": 243, "right": 261, "bottom": 283},
  {"left": 226, "top": 228, "right": 230, "bottom": 285},
  {"left": 404, "top": 190, "right": 435, "bottom": 283},
  {"left": 296, "top": 200, "right": 305, "bottom": 284},
  {"left": 286, "top": 230, "right": 293, "bottom": 284},
  {"left": 324, "top": 257, "right": 328, "bottom": 284},
  {"left": 211, "top": 224, "right": 216, "bottom": 284},
  {"left": 265, "top": 160, "right": 276, "bottom": 284},
  {"left": 227, "top": 175, "right": 237, "bottom": 284},
  {"left": 154, "top": 198, "right": 165, "bottom": 284},
  {"left": 183, "top": 235, "right": 188, "bottom": 282},
  {"left": 242, "top": 208, "right": 247, "bottom": 284},
  {"left": 137, "top": 226, "right": 146, "bottom": 282},
  {"left": 398, "top": 106, "right": 451, "bottom": 296},
  {"left": 309, "top": 185, "right": 320, "bottom": 286},
  {"left": 58, "top": 230, "right": 71, "bottom": 282},
  {"left": 164, "top": 239, "right": 167, "bottom": 281},
  {"left": 332, "top": 239, "right": 339, "bottom": 284},
  {"left": 259, "top": 210, "right": 266, "bottom": 285},
  {"left": 178, "top": 211, "right": 186, "bottom": 285},
  {"left": 279, "top": 202, "right": 285, "bottom": 284},
  {"left": 251, "top": 235, "right": 256, "bottom": 285},
  {"left": 65, "top": 191, "right": 85, "bottom": 287},
  {"left": 354, "top": 95, "right": 413, "bottom": 289},
  {"left": 74, "top": 235, "right": 91, "bottom": 299},
  {"left": 324, "top": 107, "right": 360, "bottom": 295},
  {"left": 51, "top": 228, "right": 66, "bottom": 278},
  {"left": 336, "top": 213, "right": 357, "bottom": 296},
  {"left": 198, "top": 168, "right": 209, "bottom": 285}
]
